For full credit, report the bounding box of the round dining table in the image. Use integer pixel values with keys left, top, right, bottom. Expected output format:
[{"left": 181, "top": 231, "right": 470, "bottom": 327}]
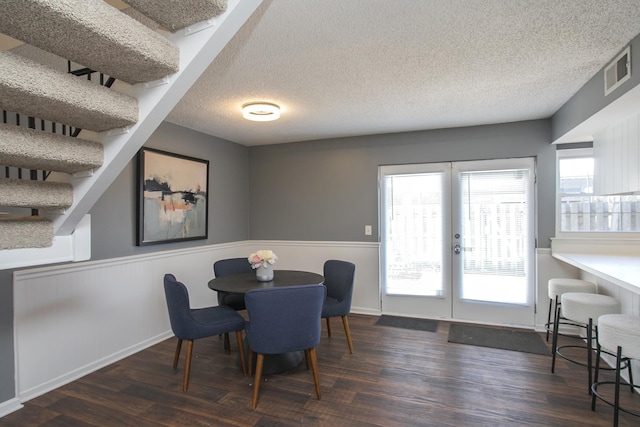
[
  {"left": 207, "top": 269, "right": 325, "bottom": 374},
  {"left": 207, "top": 270, "right": 324, "bottom": 294}
]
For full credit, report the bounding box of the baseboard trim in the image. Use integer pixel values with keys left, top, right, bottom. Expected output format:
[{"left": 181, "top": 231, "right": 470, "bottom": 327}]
[
  {"left": 0, "top": 398, "right": 23, "bottom": 418},
  {"left": 352, "top": 307, "right": 381, "bottom": 316},
  {"left": 18, "top": 331, "right": 173, "bottom": 402}
]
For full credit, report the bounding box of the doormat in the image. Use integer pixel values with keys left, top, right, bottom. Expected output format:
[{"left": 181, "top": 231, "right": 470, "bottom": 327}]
[
  {"left": 447, "top": 323, "right": 550, "bottom": 355},
  {"left": 375, "top": 315, "right": 438, "bottom": 332}
]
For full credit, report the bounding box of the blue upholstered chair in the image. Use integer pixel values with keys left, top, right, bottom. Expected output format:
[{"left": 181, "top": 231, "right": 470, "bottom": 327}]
[
  {"left": 213, "top": 258, "right": 253, "bottom": 350},
  {"left": 321, "top": 260, "right": 356, "bottom": 353},
  {"left": 213, "top": 257, "right": 253, "bottom": 311},
  {"left": 163, "top": 274, "right": 247, "bottom": 392},
  {"left": 244, "top": 283, "right": 326, "bottom": 409}
]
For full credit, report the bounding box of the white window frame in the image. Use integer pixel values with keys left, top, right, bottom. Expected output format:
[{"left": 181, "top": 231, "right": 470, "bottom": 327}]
[{"left": 556, "top": 147, "right": 640, "bottom": 238}]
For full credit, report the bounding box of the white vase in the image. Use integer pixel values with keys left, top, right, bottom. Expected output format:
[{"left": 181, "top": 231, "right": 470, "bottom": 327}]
[{"left": 256, "top": 263, "right": 274, "bottom": 281}]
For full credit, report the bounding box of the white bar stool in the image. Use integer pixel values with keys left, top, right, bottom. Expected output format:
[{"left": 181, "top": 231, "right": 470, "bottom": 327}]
[
  {"left": 546, "top": 278, "right": 597, "bottom": 341},
  {"left": 551, "top": 292, "right": 621, "bottom": 394},
  {"left": 591, "top": 314, "right": 640, "bottom": 427}
]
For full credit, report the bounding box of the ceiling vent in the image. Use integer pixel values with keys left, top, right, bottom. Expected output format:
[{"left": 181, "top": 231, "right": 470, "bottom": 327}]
[{"left": 604, "top": 46, "right": 631, "bottom": 96}]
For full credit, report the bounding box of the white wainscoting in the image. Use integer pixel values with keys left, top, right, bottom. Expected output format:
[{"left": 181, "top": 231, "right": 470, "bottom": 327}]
[
  {"left": 13, "top": 240, "right": 380, "bottom": 402},
  {"left": 580, "top": 272, "right": 640, "bottom": 316},
  {"left": 580, "top": 269, "right": 640, "bottom": 385},
  {"left": 252, "top": 240, "right": 381, "bottom": 316},
  {"left": 534, "top": 248, "right": 580, "bottom": 331}
]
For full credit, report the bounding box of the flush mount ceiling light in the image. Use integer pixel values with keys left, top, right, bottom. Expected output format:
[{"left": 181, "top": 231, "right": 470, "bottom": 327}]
[{"left": 242, "top": 102, "right": 280, "bottom": 122}]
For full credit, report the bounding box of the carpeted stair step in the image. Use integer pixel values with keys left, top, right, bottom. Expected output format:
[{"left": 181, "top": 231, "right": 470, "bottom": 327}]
[
  {"left": 123, "top": 0, "right": 227, "bottom": 32},
  {"left": 0, "top": 51, "right": 138, "bottom": 132},
  {"left": 0, "top": 123, "right": 103, "bottom": 174},
  {"left": 0, "top": 179, "right": 73, "bottom": 210},
  {"left": 0, "top": 217, "right": 53, "bottom": 250},
  {"left": 0, "top": 0, "right": 179, "bottom": 84}
]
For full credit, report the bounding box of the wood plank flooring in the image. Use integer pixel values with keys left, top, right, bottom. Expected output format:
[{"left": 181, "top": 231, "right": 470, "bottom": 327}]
[{"left": 1, "top": 314, "right": 637, "bottom": 426}]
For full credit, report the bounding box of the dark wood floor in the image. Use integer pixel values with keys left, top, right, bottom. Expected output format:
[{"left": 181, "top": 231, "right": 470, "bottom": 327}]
[{"left": 1, "top": 314, "right": 637, "bottom": 426}]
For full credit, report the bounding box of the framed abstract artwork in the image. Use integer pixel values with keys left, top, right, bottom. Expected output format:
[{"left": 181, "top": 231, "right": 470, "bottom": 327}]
[{"left": 137, "top": 148, "right": 209, "bottom": 246}]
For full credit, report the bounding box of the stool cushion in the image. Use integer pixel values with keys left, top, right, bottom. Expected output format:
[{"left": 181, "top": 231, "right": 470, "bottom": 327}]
[
  {"left": 561, "top": 292, "right": 620, "bottom": 325},
  {"left": 548, "top": 278, "right": 596, "bottom": 299},
  {"left": 598, "top": 314, "right": 640, "bottom": 359}
]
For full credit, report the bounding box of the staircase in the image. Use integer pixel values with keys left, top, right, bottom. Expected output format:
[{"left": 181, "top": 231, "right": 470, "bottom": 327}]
[{"left": 0, "top": 0, "right": 262, "bottom": 269}]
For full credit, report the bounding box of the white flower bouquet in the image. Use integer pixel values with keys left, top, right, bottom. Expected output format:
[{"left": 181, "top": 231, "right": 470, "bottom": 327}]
[{"left": 248, "top": 249, "right": 278, "bottom": 270}]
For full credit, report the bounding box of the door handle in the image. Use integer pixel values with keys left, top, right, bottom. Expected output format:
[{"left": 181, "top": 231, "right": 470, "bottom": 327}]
[{"left": 453, "top": 244, "right": 473, "bottom": 254}]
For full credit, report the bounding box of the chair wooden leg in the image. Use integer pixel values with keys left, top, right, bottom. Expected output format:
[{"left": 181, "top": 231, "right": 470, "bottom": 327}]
[
  {"left": 326, "top": 317, "right": 332, "bottom": 337},
  {"left": 223, "top": 332, "right": 230, "bottom": 353},
  {"left": 304, "top": 349, "right": 310, "bottom": 370},
  {"left": 308, "top": 347, "right": 321, "bottom": 400},
  {"left": 173, "top": 338, "right": 183, "bottom": 368},
  {"left": 252, "top": 354, "right": 264, "bottom": 409},
  {"left": 235, "top": 330, "right": 247, "bottom": 377},
  {"left": 342, "top": 315, "right": 354, "bottom": 354},
  {"left": 183, "top": 340, "right": 194, "bottom": 392}
]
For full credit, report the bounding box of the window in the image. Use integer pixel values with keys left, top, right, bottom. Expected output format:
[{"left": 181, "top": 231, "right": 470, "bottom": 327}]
[{"left": 557, "top": 148, "right": 640, "bottom": 234}]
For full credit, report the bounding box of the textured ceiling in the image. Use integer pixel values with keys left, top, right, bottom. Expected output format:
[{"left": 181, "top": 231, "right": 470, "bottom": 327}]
[{"left": 166, "top": 0, "right": 640, "bottom": 146}]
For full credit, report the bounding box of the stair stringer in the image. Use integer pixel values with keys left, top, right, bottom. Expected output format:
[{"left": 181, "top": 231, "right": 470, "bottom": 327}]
[{"left": 1, "top": 0, "right": 264, "bottom": 270}]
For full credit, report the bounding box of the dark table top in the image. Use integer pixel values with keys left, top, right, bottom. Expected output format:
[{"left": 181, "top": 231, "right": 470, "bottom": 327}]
[{"left": 207, "top": 270, "right": 324, "bottom": 294}]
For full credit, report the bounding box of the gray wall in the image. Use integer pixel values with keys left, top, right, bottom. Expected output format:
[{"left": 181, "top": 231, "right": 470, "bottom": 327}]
[
  {"left": 552, "top": 32, "right": 640, "bottom": 142},
  {"left": 0, "top": 270, "right": 13, "bottom": 403},
  {"left": 90, "top": 122, "right": 250, "bottom": 260},
  {"left": 249, "top": 119, "right": 556, "bottom": 248}
]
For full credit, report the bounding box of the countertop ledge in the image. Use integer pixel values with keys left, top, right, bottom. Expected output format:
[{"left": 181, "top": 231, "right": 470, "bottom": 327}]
[
  {"left": 551, "top": 238, "right": 640, "bottom": 294},
  {"left": 552, "top": 252, "right": 640, "bottom": 293}
]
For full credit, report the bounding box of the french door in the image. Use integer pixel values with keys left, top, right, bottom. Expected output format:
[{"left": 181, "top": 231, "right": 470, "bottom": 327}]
[{"left": 380, "top": 158, "right": 536, "bottom": 326}]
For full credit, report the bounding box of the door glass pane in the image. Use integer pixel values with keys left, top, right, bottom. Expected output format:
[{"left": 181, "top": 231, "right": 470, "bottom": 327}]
[
  {"left": 459, "top": 169, "right": 529, "bottom": 304},
  {"left": 383, "top": 173, "right": 444, "bottom": 296}
]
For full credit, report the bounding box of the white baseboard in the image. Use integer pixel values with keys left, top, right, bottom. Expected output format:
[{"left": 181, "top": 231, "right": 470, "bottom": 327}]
[
  {"left": 0, "top": 398, "right": 23, "bottom": 418},
  {"left": 352, "top": 307, "right": 381, "bottom": 316},
  {"left": 18, "top": 331, "right": 172, "bottom": 402}
]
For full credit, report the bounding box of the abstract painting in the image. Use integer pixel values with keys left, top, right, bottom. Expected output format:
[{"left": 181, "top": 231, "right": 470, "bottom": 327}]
[{"left": 137, "top": 148, "right": 209, "bottom": 245}]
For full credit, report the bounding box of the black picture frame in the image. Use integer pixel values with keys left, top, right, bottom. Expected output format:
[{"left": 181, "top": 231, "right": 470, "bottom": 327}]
[{"left": 136, "top": 148, "right": 209, "bottom": 246}]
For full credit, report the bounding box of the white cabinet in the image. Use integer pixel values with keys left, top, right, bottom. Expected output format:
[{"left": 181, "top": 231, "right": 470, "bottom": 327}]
[{"left": 594, "top": 112, "right": 640, "bottom": 195}]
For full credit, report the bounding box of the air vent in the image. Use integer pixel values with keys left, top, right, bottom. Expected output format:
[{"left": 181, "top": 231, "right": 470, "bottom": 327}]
[{"left": 604, "top": 46, "right": 631, "bottom": 96}]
